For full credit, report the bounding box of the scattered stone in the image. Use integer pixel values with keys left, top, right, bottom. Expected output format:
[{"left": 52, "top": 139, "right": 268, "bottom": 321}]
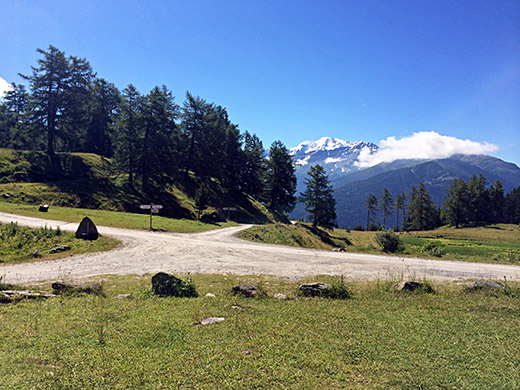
[
  {"left": 2, "top": 193, "right": 11, "bottom": 198},
  {"left": 38, "top": 204, "right": 49, "bottom": 212},
  {"left": 231, "top": 305, "right": 242, "bottom": 310},
  {"left": 241, "top": 350, "right": 253, "bottom": 356},
  {"left": 298, "top": 282, "right": 332, "bottom": 297},
  {"left": 52, "top": 281, "right": 103, "bottom": 295},
  {"left": 465, "top": 280, "right": 504, "bottom": 292},
  {"left": 333, "top": 247, "right": 346, "bottom": 252},
  {"left": 392, "top": 281, "right": 434, "bottom": 293},
  {"left": 151, "top": 272, "right": 198, "bottom": 297},
  {"left": 0, "top": 290, "right": 55, "bottom": 303},
  {"left": 205, "top": 293, "right": 216, "bottom": 298},
  {"left": 231, "top": 283, "right": 258, "bottom": 298},
  {"left": 113, "top": 294, "right": 131, "bottom": 300},
  {"left": 31, "top": 250, "right": 40, "bottom": 258},
  {"left": 195, "top": 317, "right": 225, "bottom": 326},
  {"left": 75, "top": 217, "right": 99, "bottom": 240},
  {"left": 273, "top": 293, "right": 288, "bottom": 300},
  {"left": 49, "top": 245, "right": 71, "bottom": 254}
]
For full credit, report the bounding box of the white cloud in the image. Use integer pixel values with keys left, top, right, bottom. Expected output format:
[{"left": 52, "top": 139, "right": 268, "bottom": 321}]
[
  {"left": 355, "top": 131, "right": 499, "bottom": 168},
  {"left": 0, "top": 76, "right": 13, "bottom": 98}
]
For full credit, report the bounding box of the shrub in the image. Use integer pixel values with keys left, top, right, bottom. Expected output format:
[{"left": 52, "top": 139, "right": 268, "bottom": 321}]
[
  {"left": 421, "top": 241, "right": 445, "bottom": 257},
  {"left": 374, "top": 230, "right": 404, "bottom": 253},
  {"left": 353, "top": 224, "right": 364, "bottom": 231}
]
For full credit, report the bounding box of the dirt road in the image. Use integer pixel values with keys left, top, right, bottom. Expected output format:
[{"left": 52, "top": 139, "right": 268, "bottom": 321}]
[{"left": 1, "top": 212, "right": 520, "bottom": 284}]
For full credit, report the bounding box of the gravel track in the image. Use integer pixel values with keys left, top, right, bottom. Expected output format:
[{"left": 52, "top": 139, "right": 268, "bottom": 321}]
[{"left": 1, "top": 212, "right": 520, "bottom": 284}]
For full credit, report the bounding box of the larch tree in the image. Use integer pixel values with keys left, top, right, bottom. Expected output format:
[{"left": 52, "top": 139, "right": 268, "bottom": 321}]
[
  {"left": 265, "top": 140, "right": 297, "bottom": 214},
  {"left": 300, "top": 164, "right": 337, "bottom": 229}
]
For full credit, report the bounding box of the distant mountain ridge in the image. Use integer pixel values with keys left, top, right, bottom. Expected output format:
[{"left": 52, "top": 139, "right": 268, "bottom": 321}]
[{"left": 289, "top": 137, "right": 520, "bottom": 228}]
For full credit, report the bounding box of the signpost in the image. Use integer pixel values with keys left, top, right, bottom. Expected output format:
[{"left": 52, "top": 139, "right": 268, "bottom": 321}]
[
  {"left": 222, "top": 207, "right": 237, "bottom": 220},
  {"left": 140, "top": 203, "right": 163, "bottom": 230}
]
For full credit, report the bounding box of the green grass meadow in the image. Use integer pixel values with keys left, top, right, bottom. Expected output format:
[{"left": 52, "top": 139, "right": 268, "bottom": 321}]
[
  {"left": 0, "top": 202, "right": 238, "bottom": 233},
  {"left": 1, "top": 274, "right": 519, "bottom": 389},
  {"left": 238, "top": 223, "right": 520, "bottom": 265}
]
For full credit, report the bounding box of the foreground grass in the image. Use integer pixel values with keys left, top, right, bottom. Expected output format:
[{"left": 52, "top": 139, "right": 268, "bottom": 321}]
[
  {"left": 0, "top": 222, "right": 119, "bottom": 264},
  {"left": 238, "top": 223, "right": 520, "bottom": 265},
  {"left": 1, "top": 274, "right": 519, "bottom": 389},
  {"left": 0, "top": 202, "right": 238, "bottom": 233}
]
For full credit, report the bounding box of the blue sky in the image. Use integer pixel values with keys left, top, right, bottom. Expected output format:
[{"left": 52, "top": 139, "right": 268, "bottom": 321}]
[{"left": 1, "top": 0, "right": 519, "bottom": 165}]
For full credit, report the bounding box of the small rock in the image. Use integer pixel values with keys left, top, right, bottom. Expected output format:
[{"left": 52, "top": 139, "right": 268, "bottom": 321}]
[
  {"left": 114, "top": 294, "right": 131, "bottom": 300},
  {"left": 52, "top": 281, "right": 103, "bottom": 295},
  {"left": 299, "top": 282, "right": 332, "bottom": 297},
  {"left": 273, "top": 293, "right": 288, "bottom": 300},
  {"left": 49, "top": 245, "right": 71, "bottom": 254},
  {"left": 151, "top": 272, "right": 198, "bottom": 297},
  {"left": 465, "top": 280, "right": 504, "bottom": 292},
  {"left": 31, "top": 250, "right": 40, "bottom": 258},
  {"left": 0, "top": 292, "right": 13, "bottom": 304},
  {"left": 231, "top": 305, "right": 242, "bottom": 310},
  {"left": 2, "top": 193, "right": 11, "bottom": 198},
  {"left": 205, "top": 293, "right": 216, "bottom": 298},
  {"left": 231, "top": 283, "right": 258, "bottom": 298},
  {"left": 38, "top": 204, "right": 49, "bottom": 212},
  {"left": 195, "top": 317, "right": 225, "bottom": 326},
  {"left": 333, "top": 247, "right": 346, "bottom": 252},
  {"left": 241, "top": 350, "right": 253, "bottom": 356},
  {"left": 392, "top": 281, "right": 434, "bottom": 293}
]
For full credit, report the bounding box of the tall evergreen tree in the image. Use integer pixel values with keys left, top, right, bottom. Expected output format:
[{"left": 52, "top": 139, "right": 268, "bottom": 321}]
[
  {"left": 380, "top": 187, "right": 394, "bottom": 229},
  {"left": 488, "top": 180, "right": 505, "bottom": 224},
  {"left": 504, "top": 186, "right": 520, "bottom": 224},
  {"left": 140, "top": 85, "right": 179, "bottom": 192},
  {"left": 241, "top": 131, "right": 267, "bottom": 200},
  {"left": 468, "top": 173, "right": 490, "bottom": 225},
  {"left": 265, "top": 140, "right": 297, "bottom": 214},
  {"left": 300, "top": 164, "right": 337, "bottom": 229},
  {"left": 365, "top": 193, "right": 378, "bottom": 230},
  {"left": 442, "top": 178, "right": 470, "bottom": 228},
  {"left": 20, "top": 45, "right": 70, "bottom": 157},
  {"left": 0, "top": 83, "right": 33, "bottom": 149},
  {"left": 395, "top": 192, "right": 406, "bottom": 231},
  {"left": 407, "top": 182, "right": 440, "bottom": 231},
  {"left": 112, "top": 84, "right": 143, "bottom": 187},
  {"left": 85, "top": 78, "right": 120, "bottom": 156}
]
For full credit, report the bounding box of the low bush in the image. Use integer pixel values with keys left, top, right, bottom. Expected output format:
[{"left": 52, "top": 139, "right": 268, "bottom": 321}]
[
  {"left": 374, "top": 230, "right": 404, "bottom": 253},
  {"left": 421, "top": 241, "right": 445, "bottom": 257}
]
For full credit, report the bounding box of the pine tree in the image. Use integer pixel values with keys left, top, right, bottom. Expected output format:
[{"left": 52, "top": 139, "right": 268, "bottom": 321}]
[
  {"left": 241, "top": 131, "right": 267, "bottom": 200},
  {"left": 380, "top": 187, "right": 394, "bottom": 229},
  {"left": 395, "top": 192, "right": 406, "bottom": 231},
  {"left": 0, "top": 83, "right": 33, "bottom": 150},
  {"left": 468, "top": 173, "right": 490, "bottom": 225},
  {"left": 365, "top": 193, "right": 378, "bottom": 230},
  {"left": 407, "top": 183, "right": 440, "bottom": 231},
  {"left": 265, "top": 140, "right": 297, "bottom": 214},
  {"left": 112, "top": 84, "right": 143, "bottom": 187},
  {"left": 300, "top": 164, "right": 336, "bottom": 229},
  {"left": 488, "top": 180, "right": 505, "bottom": 223},
  {"left": 442, "top": 178, "right": 470, "bottom": 228}
]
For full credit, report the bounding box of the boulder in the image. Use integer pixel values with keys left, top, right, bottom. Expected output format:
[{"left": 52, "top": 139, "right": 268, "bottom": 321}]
[
  {"left": 38, "top": 204, "right": 49, "bottom": 212},
  {"left": 75, "top": 217, "right": 98, "bottom": 240},
  {"left": 392, "top": 281, "right": 434, "bottom": 293},
  {"left": 231, "top": 283, "right": 258, "bottom": 298},
  {"left": 151, "top": 272, "right": 198, "bottom": 297},
  {"left": 2, "top": 193, "right": 11, "bottom": 198},
  {"left": 298, "top": 282, "right": 332, "bottom": 297},
  {"left": 465, "top": 280, "right": 504, "bottom": 292},
  {"left": 50, "top": 245, "right": 71, "bottom": 254},
  {"left": 201, "top": 210, "right": 227, "bottom": 223},
  {"left": 52, "top": 281, "right": 103, "bottom": 295}
]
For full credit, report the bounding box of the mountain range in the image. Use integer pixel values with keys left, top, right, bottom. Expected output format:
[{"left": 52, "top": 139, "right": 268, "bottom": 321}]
[{"left": 289, "top": 137, "right": 520, "bottom": 228}]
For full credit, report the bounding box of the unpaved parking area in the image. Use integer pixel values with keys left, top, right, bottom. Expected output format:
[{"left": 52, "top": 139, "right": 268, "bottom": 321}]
[{"left": 1, "top": 212, "right": 520, "bottom": 284}]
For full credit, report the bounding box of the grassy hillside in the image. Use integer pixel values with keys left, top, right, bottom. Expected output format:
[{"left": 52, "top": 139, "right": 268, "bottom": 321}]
[
  {"left": 238, "top": 223, "right": 520, "bottom": 265},
  {"left": 0, "top": 149, "right": 273, "bottom": 224},
  {"left": 1, "top": 274, "right": 519, "bottom": 389}
]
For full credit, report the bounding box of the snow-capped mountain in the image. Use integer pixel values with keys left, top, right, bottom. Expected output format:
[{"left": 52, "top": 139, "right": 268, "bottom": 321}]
[{"left": 290, "top": 137, "right": 379, "bottom": 191}]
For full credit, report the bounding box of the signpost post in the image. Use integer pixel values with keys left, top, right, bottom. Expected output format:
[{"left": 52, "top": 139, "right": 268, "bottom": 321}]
[{"left": 139, "top": 203, "right": 163, "bottom": 230}]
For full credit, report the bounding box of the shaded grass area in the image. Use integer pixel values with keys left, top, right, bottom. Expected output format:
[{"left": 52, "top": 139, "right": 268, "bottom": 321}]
[
  {"left": 0, "top": 222, "right": 119, "bottom": 264},
  {"left": 238, "top": 223, "right": 520, "bottom": 265},
  {"left": 1, "top": 274, "right": 519, "bottom": 389},
  {"left": 0, "top": 202, "right": 238, "bottom": 233}
]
